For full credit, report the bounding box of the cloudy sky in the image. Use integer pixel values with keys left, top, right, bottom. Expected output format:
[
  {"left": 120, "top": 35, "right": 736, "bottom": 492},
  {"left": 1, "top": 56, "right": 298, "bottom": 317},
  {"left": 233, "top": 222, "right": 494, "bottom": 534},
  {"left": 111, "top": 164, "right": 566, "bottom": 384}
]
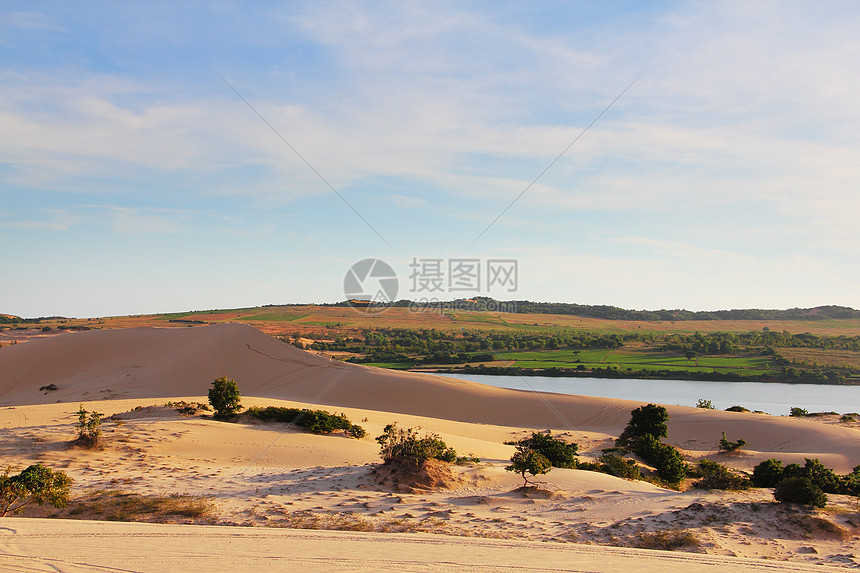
[{"left": 2, "top": 1, "right": 859, "bottom": 318}]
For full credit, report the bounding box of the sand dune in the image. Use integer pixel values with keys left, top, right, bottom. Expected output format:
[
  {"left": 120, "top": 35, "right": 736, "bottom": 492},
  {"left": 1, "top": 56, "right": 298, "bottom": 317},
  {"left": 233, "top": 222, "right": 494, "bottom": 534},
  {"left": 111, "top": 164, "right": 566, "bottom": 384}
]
[
  {"left": 1, "top": 323, "right": 858, "bottom": 471},
  {"left": 2, "top": 324, "right": 859, "bottom": 570}
]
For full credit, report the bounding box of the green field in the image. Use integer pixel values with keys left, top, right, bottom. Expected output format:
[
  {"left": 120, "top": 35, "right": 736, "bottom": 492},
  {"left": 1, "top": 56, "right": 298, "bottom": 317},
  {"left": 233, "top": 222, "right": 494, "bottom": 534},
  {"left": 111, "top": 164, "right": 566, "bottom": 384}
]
[{"left": 492, "top": 349, "right": 779, "bottom": 376}]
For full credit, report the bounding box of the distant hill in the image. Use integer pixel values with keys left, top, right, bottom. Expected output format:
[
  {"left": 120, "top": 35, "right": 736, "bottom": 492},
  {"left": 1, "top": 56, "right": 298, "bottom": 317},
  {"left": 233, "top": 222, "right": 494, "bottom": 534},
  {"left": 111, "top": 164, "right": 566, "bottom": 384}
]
[{"left": 330, "top": 299, "right": 860, "bottom": 321}]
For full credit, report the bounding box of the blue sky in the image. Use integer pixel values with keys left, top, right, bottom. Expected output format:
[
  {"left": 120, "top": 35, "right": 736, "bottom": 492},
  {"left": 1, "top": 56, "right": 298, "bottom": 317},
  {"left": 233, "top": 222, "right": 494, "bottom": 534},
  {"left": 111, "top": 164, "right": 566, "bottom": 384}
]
[{"left": 2, "top": 1, "right": 859, "bottom": 318}]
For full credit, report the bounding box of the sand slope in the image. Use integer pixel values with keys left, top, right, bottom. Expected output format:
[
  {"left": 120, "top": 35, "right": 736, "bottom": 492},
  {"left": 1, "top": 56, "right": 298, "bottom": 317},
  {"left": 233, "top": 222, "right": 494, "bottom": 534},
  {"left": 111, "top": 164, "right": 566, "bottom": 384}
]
[
  {"left": 1, "top": 517, "right": 849, "bottom": 573},
  {"left": 1, "top": 323, "right": 858, "bottom": 471}
]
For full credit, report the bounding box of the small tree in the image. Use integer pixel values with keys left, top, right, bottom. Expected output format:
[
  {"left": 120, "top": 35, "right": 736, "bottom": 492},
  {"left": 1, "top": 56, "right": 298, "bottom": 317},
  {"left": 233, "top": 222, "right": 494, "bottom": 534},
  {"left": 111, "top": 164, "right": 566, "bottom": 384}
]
[
  {"left": 208, "top": 376, "right": 242, "bottom": 419},
  {"left": 506, "top": 448, "right": 551, "bottom": 487},
  {"left": 616, "top": 404, "right": 669, "bottom": 448},
  {"left": 0, "top": 464, "right": 72, "bottom": 516},
  {"left": 696, "top": 399, "right": 715, "bottom": 410},
  {"left": 511, "top": 432, "right": 578, "bottom": 468},
  {"left": 74, "top": 405, "right": 103, "bottom": 447}
]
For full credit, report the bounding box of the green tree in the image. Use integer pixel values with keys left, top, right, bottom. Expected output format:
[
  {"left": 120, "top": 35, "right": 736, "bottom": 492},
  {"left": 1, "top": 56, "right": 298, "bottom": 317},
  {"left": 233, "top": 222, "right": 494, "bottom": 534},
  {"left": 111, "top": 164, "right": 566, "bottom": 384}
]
[
  {"left": 696, "top": 399, "right": 715, "bottom": 410},
  {"left": 616, "top": 404, "right": 669, "bottom": 448},
  {"left": 0, "top": 464, "right": 72, "bottom": 516},
  {"left": 506, "top": 448, "right": 551, "bottom": 487},
  {"left": 208, "top": 376, "right": 242, "bottom": 419}
]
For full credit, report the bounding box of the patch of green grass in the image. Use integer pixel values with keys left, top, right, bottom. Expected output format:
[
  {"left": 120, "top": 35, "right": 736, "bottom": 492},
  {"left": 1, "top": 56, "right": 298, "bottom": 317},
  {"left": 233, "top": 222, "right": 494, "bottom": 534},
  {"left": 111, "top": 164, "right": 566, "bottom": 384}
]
[
  {"left": 363, "top": 362, "right": 415, "bottom": 369},
  {"left": 237, "top": 312, "right": 307, "bottom": 322}
]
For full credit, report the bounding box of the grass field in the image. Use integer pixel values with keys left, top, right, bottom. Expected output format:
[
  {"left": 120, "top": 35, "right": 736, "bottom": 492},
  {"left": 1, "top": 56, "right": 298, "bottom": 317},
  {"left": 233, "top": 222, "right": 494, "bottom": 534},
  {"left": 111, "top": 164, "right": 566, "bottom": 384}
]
[{"left": 491, "top": 348, "right": 779, "bottom": 376}]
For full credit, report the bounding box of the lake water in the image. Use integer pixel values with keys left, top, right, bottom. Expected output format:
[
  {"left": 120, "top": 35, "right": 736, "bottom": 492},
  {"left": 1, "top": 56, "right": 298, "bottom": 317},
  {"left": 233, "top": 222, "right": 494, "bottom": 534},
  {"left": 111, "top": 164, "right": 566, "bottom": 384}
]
[{"left": 436, "top": 373, "right": 860, "bottom": 416}]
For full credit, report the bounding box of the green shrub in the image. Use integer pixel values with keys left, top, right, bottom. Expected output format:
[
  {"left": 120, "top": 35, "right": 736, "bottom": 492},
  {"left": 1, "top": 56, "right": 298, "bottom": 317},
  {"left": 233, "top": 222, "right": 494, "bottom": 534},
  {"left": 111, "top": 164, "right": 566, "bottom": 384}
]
[
  {"left": 724, "top": 405, "right": 750, "bottom": 413},
  {"left": 506, "top": 448, "right": 551, "bottom": 487},
  {"left": 509, "top": 432, "right": 578, "bottom": 468},
  {"left": 245, "top": 406, "right": 366, "bottom": 439},
  {"left": 616, "top": 404, "right": 668, "bottom": 448},
  {"left": 695, "top": 399, "right": 715, "bottom": 410},
  {"left": 801, "top": 458, "right": 842, "bottom": 494},
  {"left": 598, "top": 453, "right": 643, "bottom": 480},
  {"left": 208, "top": 377, "right": 242, "bottom": 419},
  {"left": 693, "top": 460, "right": 751, "bottom": 490},
  {"left": 717, "top": 431, "right": 746, "bottom": 453},
  {"left": 0, "top": 464, "right": 72, "bottom": 516},
  {"left": 774, "top": 477, "right": 827, "bottom": 508},
  {"left": 376, "top": 424, "right": 458, "bottom": 465},
  {"left": 74, "top": 405, "right": 103, "bottom": 447},
  {"left": 630, "top": 435, "right": 687, "bottom": 484},
  {"left": 752, "top": 459, "right": 784, "bottom": 487},
  {"left": 789, "top": 407, "right": 809, "bottom": 417}
]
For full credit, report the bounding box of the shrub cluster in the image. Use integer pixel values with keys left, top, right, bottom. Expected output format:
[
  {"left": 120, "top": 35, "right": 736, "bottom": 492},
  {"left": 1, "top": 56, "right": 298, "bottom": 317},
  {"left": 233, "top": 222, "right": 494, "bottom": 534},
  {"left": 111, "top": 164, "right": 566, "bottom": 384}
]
[
  {"left": 578, "top": 453, "right": 643, "bottom": 480},
  {"left": 752, "top": 458, "right": 859, "bottom": 495},
  {"left": 376, "top": 424, "right": 459, "bottom": 465},
  {"left": 692, "top": 460, "right": 751, "bottom": 490},
  {"left": 246, "top": 406, "right": 366, "bottom": 439}
]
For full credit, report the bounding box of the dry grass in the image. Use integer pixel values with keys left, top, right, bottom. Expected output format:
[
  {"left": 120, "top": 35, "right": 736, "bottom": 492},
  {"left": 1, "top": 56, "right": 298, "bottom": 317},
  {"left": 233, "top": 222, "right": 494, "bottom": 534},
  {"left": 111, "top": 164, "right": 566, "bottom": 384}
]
[
  {"left": 59, "top": 490, "right": 216, "bottom": 523},
  {"left": 635, "top": 529, "right": 701, "bottom": 551},
  {"left": 775, "top": 347, "right": 860, "bottom": 369}
]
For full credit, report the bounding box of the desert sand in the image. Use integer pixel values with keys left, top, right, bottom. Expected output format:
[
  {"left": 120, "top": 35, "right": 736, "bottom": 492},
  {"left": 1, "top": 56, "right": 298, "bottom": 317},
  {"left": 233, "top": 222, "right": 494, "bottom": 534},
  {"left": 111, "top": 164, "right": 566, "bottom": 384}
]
[{"left": 0, "top": 324, "right": 858, "bottom": 571}]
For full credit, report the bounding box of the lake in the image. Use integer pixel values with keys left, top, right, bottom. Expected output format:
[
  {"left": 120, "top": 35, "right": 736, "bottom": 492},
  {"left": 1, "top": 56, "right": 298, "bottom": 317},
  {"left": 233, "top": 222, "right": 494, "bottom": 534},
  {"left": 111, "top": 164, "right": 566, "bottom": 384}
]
[{"left": 436, "top": 373, "right": 860, "bottom": 416}]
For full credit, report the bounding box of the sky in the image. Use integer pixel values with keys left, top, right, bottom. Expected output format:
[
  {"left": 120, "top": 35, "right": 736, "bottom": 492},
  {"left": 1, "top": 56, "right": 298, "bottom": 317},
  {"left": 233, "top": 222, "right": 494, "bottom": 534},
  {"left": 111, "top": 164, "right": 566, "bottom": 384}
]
[{"left": 2, "top": 1, "right": 859, "bottom": 318}]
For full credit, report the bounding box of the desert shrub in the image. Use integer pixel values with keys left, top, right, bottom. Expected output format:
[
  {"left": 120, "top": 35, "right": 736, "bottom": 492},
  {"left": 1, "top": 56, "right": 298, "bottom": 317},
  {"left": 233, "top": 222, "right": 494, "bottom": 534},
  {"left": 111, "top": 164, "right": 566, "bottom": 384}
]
[
  {"left": 724, "top": 405, "right": 750, "bottom": 413},
  {"left": 717, "top": 431, "right": 746, "bottom": 453},
  {"left": 774, "top": 477, "right": 827, "bottom": 508},
  {"left": 695, "top": 399, "right": 715, "bottom": 410},
  {"left": 376, "top": 424, "right": 458, "bottom": 465},
  {"left": 616, "top": 404, "right": 668, "bottom": 448},
  {"left": 73, "top": 405, "right": 103, "bottom": 447},
  {"left": 245, "top": 406, "right": 366, "bottom": 438},
  {"left": 801, "top": 458, "right": 843, "bottom": 494},
  {"left": 509, "top": 432, "right": 578, "bottom": 468},
  {"left": 165, "top": 401, "right": 210, "bottom": 415},
  {"left": 208, "top": 377, "right": 242, "bottom": 419},
  {"left": 506, "top": 448, "right": 551, "bottom": 487},
  {"left": 0, "top": 464, "right": 72, "bottom": 516},
  {"left": 752, "top": 459, "right": 784, "bottom": 487},
  {"left": 630, "top": 435, "right": 687, "bottom": 484},
  {"left": 841, "top": 414, "right": 857, "bottom": 423},
  {"left": 693, "top": 460, "right": 751, "bottom": 490},
  {"left": 789, "top": 407, "right": 809, "bottom": 417},
  {"left": 592, "top": 453, "right": 643, "bottom": 480}
]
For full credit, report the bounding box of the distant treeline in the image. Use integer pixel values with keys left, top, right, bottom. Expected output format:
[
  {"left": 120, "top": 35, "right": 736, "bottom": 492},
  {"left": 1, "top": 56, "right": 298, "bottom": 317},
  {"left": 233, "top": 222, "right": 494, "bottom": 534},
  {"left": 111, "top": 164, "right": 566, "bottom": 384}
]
[{"left": 326, "top": 298, "right": 860, "bottom": 321}]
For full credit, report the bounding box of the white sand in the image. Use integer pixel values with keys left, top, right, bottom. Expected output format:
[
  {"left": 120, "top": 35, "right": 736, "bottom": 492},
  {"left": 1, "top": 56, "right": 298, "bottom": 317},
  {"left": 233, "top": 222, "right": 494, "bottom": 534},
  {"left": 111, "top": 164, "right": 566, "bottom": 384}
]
[{"left": 0, "top": 324, "right": 858, "bottom": 571}]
